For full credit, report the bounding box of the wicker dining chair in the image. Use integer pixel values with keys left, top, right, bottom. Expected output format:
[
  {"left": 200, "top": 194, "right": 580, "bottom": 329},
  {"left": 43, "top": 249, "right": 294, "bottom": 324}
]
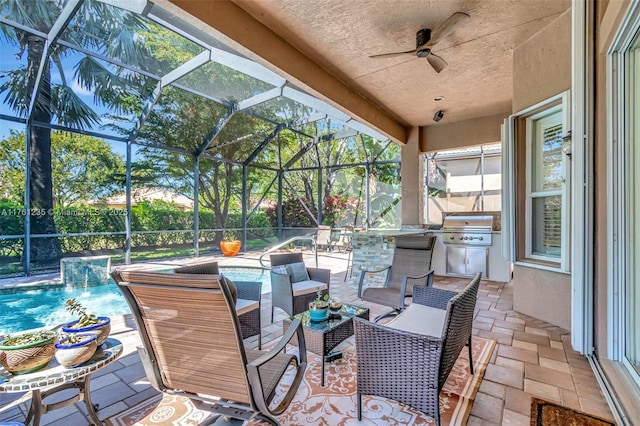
[
  {"left": 269, "top": 253, "right": 331, "bottom": 322},
  {"left": 354, "top": 272, "right": 481, "bottom": 425},
  {"left": 111, "top": 269, "right": 307, "bottom": 426},
  {"left": 174, "top": 261, "right": 263, "bottom": 349},
  {"left": 357, "top": 233, "right": 436, "bottom": 321}
]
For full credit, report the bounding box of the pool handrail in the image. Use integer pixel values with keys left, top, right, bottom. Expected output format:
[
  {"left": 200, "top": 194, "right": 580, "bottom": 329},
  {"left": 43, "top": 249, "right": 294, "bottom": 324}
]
[{"left": 259, "top": 234, "right": 318, "bottom": 268}]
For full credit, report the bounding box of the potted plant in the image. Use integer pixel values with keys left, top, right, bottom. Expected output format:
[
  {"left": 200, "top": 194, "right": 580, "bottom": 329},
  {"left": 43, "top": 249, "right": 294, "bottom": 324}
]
[
  {"left": 220, "top": 230, "right": 241, "bottom": 256},
  {"left": 329, "top": 296, "right": 342, "bottom": 313},
  {"left": 62, "top": 298, "right": 111, "bottom": 346},
  {"left": 0, "top": 330, "right": 57, "bottom": 374},
  {"left": 55, "top": 332, "right": 98, "bottom": 367},
  {"left": 308, "top": 288, "right": 330, "bottom": 322}
]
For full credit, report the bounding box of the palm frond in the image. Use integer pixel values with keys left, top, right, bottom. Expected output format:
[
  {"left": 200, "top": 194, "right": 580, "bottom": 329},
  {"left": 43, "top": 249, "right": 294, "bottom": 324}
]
[
  {"left": 0, "top": 68, "right": 29, "bottom": 116},
  {"left": 51, "top": 84, "right": 101, "bottom": 129},
  {"left": 2, "top": 0, "right": 61, "bottom": 32},
  {"left": 74, "top": 56, "right": 147, "bottom": 114}
]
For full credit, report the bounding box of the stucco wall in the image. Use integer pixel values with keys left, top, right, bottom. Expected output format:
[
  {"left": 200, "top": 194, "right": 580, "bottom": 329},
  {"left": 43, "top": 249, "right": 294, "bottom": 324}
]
[
  {"left": 512, "top": 9, "right": 572, "bottom": 113},
  {"left": 401, "top": 127, "right": 422, "bottom": 225},
  {"left": 511, "top": 9, "right": 572, "bottom": 329},
  {"left": 512, "top": 265, "right": 571, "bottom": 330},
  {"left": 420, "top": 112, "right": 508, "bottom": 153}
]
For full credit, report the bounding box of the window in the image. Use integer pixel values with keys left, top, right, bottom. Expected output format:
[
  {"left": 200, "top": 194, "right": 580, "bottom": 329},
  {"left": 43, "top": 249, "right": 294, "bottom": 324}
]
[
  {"left": 423, "top": 143, "right": 501, "bottom": 225},
  {"left": 625, "top": 26, "right": 640, "bottom": 383},
  {"left": 509, "top": 91, "right": 570, "bottom": 270},
  {"left": 611, "top": 20, "right": 640, "bottom": 382},
  {"left": 527, "top": 108, "right": 565, "bottom": 260}
]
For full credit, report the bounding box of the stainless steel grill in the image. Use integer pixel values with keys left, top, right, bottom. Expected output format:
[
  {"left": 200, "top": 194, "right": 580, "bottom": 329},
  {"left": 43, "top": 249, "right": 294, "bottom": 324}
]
[{"left": 442, "top": 215, "right": 493, "bottom": 246}]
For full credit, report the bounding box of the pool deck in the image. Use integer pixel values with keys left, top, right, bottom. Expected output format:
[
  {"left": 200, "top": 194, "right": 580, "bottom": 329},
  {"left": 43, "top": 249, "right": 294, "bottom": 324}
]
[{"left": 0, "top": 249, "right": 615, "bottom": 425}]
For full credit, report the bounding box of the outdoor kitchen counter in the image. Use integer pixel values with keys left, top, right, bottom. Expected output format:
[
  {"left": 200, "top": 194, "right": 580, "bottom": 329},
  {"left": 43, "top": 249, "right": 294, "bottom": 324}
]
[
  {"left": 349, "top": 230, "right": 430, "bottom": 286},
  {"left": 429, "top": 229, "right": 512, "bottom": 283},
  {"left": 349, "top": 229, "right": 512, "bottom": 286}
]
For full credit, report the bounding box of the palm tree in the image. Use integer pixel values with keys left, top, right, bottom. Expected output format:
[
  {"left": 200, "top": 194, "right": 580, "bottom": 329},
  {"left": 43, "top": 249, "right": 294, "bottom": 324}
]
[{"left": 0, "top": 0, "right": 158, "bottom": 266}]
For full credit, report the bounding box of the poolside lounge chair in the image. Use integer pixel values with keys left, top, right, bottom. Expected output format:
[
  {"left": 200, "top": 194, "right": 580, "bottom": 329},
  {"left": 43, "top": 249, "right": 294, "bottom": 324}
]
[
  {"left": 111, "top": 269, "right": 307, "bottom": 426},
  {"left": 174, "top": 261, "right": 263, "bottom": 349},
  {"left": 354, "top": 272, "right": 481, "bottom": 425},
  {"left": 332, "top": 226, "right": 353, "bottom": 253},
  {"left": 357, "top": 233, "right": 436, "bottom": 322},
  {"left": 314, "top": 225, "right": 333, "bottom": 252}
]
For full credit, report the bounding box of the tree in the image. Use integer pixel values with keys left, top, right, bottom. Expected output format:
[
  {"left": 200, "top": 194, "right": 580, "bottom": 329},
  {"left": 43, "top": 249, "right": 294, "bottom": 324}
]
[
  {"left": 0, "top": 130, "right": 126, "bottom": 206},
  {"left": 0, "top": 130, "right": 24, "bottom": 202},
  {"left": 126, "top": 27, "right": 292, "bottom": 241},
  {"left": 0, "top": 0, "right": 159, "bottom": 265}
]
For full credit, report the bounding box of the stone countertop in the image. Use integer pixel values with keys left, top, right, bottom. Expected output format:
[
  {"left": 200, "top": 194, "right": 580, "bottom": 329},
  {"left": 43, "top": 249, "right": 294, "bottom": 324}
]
[
  {"left": 349, "top": 229, "right": 430, "bottom": 237},
  {"left": 428, "top": 229, "right": 502, "bottom": 234}
]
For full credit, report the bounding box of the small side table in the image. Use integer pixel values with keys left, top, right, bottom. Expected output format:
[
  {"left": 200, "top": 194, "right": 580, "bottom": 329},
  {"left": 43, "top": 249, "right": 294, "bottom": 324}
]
[
  {"left": 283, "top": 304, "right": 369, "bottom": 386},
  {"left": 0, "top": 337, "right": 123, "bottom": 426}
]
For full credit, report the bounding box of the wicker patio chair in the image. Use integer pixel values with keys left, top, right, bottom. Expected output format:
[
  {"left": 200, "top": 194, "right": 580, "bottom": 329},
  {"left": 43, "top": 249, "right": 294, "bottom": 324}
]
[
  {"left": 357, "top": 233, "right": 436, "bottom": 321},
  {"left": 354, "top": 272, "right": 481, "bottom": 425},
  {"left": 111, "top": 269, "right": 307, "bottom": 426},
  {"left": 174, "top": 261, "right": 263, "bottom": 349},
  {"left": 270, "top": 253, "right": 331, "bottom": 322}
]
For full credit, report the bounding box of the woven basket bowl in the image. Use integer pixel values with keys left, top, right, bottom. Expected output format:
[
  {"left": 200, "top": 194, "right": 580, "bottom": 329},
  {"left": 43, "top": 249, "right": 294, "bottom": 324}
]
[{"left": 0, "top": 331, "right": 57, "bottom": 375}]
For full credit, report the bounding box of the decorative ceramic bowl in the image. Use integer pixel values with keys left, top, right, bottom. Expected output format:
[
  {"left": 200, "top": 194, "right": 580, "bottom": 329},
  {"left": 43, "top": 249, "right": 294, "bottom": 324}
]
[
  {"left": 62, "top": 317, "right": 111, "bottom": 346},
  {"left": 309, "top": 304, "right": 330, "bottom": 322},
  {"left": 220, "top": 240, "right": 241, "bottom": 256},
  {"left": 55, "top": 333, "right": 98, "bottom": 367},
  {"left": 0, "top": 330, "right": 57, "bottom": 374}
]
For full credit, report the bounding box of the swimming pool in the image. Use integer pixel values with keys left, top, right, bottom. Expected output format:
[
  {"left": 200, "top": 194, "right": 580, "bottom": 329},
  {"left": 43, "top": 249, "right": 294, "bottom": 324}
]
[{"left": 0, "top": 266, "right": 271, "bottom": 335}]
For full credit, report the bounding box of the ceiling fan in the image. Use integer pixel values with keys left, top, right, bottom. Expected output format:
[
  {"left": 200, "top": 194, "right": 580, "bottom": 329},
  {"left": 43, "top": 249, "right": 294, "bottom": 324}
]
[{"left": 370, "top": 12, "right": 470, "bottom": 73}]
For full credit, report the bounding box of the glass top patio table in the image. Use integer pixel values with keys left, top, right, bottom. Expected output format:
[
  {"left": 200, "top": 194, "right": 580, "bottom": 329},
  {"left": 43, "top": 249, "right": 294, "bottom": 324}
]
[
  {"left": 293, "top": 304, "right": 368, "bottom": 331},
  {"left": 283, "top": 303, "right": 369, "bottom": 386},
  {"left": 0, "top": 337, "right": 123, "bottom": 425}
]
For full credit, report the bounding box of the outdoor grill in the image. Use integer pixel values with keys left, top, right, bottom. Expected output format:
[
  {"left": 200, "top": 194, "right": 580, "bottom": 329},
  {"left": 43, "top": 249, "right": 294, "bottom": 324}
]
[{"left": 441, "top": 215, "right": 494, "bottom": 246}]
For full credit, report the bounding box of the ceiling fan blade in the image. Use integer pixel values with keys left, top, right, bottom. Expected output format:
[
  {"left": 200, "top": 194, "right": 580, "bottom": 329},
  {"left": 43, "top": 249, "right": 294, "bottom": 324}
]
[
  {"left": 425, "top": 11, "right": 470, "bottom": 48},
  {"left": 369, "top": 49, "right": 417, "bottom": 59},
  {"left": 427, "top": 53, "right": 448, "bottom": 73}
]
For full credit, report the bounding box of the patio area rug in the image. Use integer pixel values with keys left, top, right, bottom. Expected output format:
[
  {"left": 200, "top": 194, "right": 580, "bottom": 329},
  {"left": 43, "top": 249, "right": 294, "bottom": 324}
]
[
  {"left": 106, "top": 336, "right": 495, "bottom": 426},
  {"left": 530, "top": 398, "right": 616, "bottom": 426}
]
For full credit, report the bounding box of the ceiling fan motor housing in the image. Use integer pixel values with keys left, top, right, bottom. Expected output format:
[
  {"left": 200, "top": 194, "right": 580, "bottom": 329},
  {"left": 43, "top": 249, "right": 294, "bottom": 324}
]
[
  {"left": 416, "top": 28, "right": 432, "bottom": 48},
  {"left": 416, "top": 48, "right": 432, "bottom": 58}
]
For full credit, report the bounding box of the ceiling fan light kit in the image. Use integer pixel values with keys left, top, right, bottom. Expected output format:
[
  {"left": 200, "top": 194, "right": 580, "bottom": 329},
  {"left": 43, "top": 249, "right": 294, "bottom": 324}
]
[{"left": 370, "top": 11, "right": 470, "bottom": 73}]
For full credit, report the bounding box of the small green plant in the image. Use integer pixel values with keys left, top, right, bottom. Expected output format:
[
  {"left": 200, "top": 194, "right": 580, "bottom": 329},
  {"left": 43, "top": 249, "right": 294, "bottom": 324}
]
[
  {"left": 311, "top": 288, "right": 329, "bottom": 308},
  {"left": 223, "top": 230, "right": 238, "bottom": 241},
  {"left": 1, "top": 330, "right": 57, "bottom": 347},
  {"left": 58, "top": 333, "right": 92, "bottom": 345},
  {"left": 65, "top": 298, "right": 100, "bottom": 327}
]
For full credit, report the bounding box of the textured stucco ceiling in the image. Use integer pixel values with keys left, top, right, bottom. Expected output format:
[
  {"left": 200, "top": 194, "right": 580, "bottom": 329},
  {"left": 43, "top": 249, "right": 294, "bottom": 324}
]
[{"left": 232, "top": 0, "right": 571, "bottom": 128}]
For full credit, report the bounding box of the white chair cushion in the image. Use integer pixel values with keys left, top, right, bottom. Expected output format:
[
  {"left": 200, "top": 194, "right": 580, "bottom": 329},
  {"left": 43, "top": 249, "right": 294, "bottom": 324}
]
[
  {"left": 291, "top": 280, "right": 328, "bottom": 297},
  {"left": 385, "top": 303, "right": 446, "bottom": 338},
  {"left": 236, "top": 299, "right": 259, "bottom": 316}
]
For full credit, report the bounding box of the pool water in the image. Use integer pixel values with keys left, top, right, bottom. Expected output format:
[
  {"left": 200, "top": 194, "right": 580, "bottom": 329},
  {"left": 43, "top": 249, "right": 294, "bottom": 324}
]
[{"left": 0, "top": 267, "right": 270, "bottom": 335}]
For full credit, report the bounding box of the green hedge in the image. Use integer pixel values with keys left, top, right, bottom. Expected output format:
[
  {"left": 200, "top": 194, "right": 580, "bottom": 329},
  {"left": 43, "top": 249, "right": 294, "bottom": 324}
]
[
  {"left": 0, "top": 199, "right": 275, "bottom": 257},
  {"left": 0, "top": 200, "right": 24, "bottom": 257}
]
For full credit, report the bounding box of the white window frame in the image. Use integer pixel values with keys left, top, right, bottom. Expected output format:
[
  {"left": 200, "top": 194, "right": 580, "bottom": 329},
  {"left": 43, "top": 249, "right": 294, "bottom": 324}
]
[
  {"left": 608, "top": 0, "right": 640, "bottom": 383},
  {"left": 509, "top": 91, "right": 571, "bottom": 272},
  {"left": 524, "top": 101, "right": 571, "bottom": 269}
]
